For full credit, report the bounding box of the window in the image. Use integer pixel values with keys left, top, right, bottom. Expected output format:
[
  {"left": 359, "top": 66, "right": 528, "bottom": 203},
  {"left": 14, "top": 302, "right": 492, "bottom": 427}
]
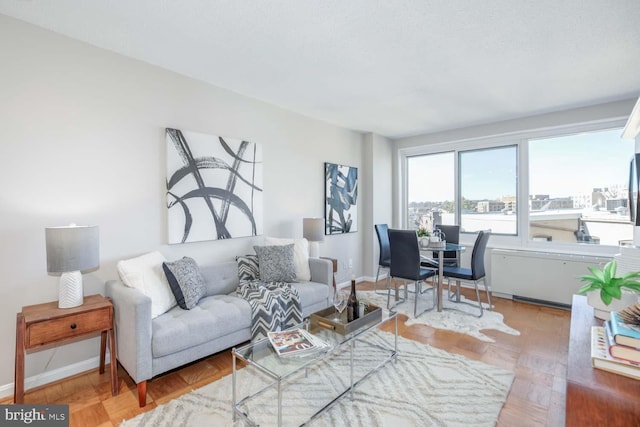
[
  {"left": 459, "top": 146, "right": 518, "bottom": 234},
  {"left": 407, "top": 152, "right": 455, "bottom": 231},
  {"left": 528, "top": 128, "right": 633, "bottom": 246}
]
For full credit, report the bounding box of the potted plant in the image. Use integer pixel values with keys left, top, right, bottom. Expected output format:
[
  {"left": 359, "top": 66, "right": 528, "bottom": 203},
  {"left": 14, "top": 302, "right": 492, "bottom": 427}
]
[
  {"left": 417, "top": 225, "right": 430, "bottom": 248},
  {"left": 577, "top": 260, "right": 640, "bottom": 320}
]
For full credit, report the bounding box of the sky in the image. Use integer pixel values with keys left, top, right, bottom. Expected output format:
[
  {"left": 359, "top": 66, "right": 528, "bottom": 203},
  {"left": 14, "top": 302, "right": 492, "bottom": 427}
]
[{"left": 408, "top": 128, "right": 634, "bottom": 203}]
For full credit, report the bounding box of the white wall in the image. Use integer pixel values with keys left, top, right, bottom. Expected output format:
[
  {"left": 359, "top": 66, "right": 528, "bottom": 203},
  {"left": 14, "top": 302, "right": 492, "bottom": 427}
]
[
  {"left": 362, "top": 133, "right": 393, "bottom": 280},
  {"left": 0, "top": 15, "right": 364, "bottom": 392}
]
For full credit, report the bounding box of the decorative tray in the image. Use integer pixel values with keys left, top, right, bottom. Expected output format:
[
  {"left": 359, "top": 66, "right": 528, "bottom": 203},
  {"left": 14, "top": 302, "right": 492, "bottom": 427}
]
[
  {"left": 310, "top": 303, "right": 382, "bottom": 335},
  {"left": 428, "top": 240, "right": 446, "bottom": 249}
]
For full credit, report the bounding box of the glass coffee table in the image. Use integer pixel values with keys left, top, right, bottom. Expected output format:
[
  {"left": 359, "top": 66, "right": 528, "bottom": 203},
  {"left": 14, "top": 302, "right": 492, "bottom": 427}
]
[{"left": 232, "top": 309, "right": 398, "bottom": 426}]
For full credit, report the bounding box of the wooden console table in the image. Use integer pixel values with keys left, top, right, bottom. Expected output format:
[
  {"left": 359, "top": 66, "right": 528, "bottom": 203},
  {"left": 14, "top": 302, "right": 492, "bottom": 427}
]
[
  {"left": 566, "top": 294, "right": 640, "bottom": 426},
  {"left": 14, "top": 294, "right": 118, "bottom": 403}
]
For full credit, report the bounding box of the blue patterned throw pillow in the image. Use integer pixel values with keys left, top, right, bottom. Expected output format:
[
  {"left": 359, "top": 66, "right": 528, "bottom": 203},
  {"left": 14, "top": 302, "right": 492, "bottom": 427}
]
[
  {"left": 253, "top": 244, "right": 297, "bottom": 283},
  {"left": 162, "top": 257, "right": 206, "bottom": 310}
]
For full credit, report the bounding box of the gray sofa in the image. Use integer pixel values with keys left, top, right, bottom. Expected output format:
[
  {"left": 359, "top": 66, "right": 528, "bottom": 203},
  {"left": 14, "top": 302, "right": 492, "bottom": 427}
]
[{"left": 106, "top": 257, "right": 333, "bottom": 406}]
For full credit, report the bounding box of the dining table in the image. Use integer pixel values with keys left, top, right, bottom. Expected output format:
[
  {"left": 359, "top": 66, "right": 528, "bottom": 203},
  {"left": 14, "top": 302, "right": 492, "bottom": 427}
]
[{"left": 420, "top": 242, "right": 466, "bottom": 312}]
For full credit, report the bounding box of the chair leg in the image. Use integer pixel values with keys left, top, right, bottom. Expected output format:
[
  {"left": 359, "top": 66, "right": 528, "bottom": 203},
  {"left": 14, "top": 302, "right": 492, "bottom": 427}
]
[
  {"left": 374, "top": 266, "right": 385, "bottom": 294},
  {"left": 414, "top": 280, "right": 420, "bottom": 317},
  {"left": 474, "top": 280, "right": 484, "bottom": 318},
  {"left": 483, "top": 278, "right": 492, "bottom": 311}
]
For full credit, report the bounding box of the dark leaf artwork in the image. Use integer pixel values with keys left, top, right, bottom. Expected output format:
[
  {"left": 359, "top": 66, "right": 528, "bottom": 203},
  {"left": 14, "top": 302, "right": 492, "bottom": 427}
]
[
  {"left": 166, "top": 128, "right": 263, "bottom": 243},
  {"left": 325, "top": 162, "right": 358, "bottom": 234}
]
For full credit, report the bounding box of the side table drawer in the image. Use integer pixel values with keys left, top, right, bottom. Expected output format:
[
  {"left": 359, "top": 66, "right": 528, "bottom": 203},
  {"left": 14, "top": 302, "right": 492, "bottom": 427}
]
[{"left": 27, "top": 307, "right": 112, "bottom": 348}]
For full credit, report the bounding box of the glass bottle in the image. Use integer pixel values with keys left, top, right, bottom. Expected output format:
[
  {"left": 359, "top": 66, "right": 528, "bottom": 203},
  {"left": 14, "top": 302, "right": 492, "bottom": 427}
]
[{"left": 347, "top": 275, "right": 359, "bottom": 322}]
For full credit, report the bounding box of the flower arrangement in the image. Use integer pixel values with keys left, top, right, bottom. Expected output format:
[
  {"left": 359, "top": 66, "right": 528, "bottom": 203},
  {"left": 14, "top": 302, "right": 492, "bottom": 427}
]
[{"left": 417, "top": 219, "right": 430, "bottom": 237}]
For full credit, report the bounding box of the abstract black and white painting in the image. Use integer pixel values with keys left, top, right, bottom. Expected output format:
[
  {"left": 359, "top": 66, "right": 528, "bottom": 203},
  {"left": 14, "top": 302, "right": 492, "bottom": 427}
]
[
  {"left": 166, "top": 128, "right": 263, "bottom": 244},
  {"left": 325, "top": 162, "right": 358, "bottom": 235}
]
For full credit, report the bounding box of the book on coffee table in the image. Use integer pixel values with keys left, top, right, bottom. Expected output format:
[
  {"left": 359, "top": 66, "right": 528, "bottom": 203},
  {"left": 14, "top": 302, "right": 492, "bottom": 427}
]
[{"left": 267, "top": 328, "right": 330, "bottom": 357}]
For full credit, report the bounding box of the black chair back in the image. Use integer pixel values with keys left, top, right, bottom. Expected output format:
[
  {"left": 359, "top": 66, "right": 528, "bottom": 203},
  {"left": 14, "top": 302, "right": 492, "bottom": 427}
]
[
  {"left": 375, "top": 224, "right": 391, "bottom": 268},
  {"left": 434, "top": 224, "right": 460, "bottom": 260},
  {"left": 470, "top": 230, "right": 491, "bottom": 280},
  {"left": 389, "top": 229, "right": 421, "bottom": 281}
]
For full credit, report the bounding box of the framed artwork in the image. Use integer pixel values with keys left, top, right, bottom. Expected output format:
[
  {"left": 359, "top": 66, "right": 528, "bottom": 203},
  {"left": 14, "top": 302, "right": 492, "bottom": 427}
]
[
  {"left": 166, "top": 128, "right": 263, "bottom": 244},
  {"left": 325, "top": 162, "right": 358, "bottom": 234}
]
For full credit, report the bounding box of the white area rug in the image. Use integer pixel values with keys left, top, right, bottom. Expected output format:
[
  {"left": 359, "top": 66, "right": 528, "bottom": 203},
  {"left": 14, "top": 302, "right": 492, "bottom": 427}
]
[
  {"left": 358, "top": 289, "right": 520, "bottom": 342},
  {"left": 122, "top": 330, "right": 514, "bottom": 427}
]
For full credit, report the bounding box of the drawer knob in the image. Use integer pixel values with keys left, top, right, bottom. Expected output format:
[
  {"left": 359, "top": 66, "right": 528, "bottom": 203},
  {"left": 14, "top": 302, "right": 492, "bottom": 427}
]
[{"left": 70, "top": 323, "right": 77, "bottom": 330}]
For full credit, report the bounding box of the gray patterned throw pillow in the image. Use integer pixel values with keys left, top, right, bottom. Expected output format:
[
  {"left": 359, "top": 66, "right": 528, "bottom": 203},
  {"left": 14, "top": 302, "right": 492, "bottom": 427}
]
[
  {"left": 162, "top": 257, "right": 206, "bottom": 310},
  {"left": 236, "top": 254, "right": 260, "bottom": 281},
  {"left": 253, "top": 244, "right": 297, "bottom": 283}
]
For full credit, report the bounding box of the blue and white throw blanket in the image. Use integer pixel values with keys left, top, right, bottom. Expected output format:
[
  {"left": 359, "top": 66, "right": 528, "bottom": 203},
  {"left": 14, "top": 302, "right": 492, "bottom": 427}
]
[{"left": 237, "top": 280, "right": 303, "bottom": 340}]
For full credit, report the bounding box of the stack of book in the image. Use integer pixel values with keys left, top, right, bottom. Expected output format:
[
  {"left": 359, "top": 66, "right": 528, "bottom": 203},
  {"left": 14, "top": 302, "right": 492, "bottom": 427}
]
[
  {"left": 267, "top": 328, "right": 331, "bottom": 357},
  {"left": 591, "top": 305, "right": 640, "bottom": 380}
]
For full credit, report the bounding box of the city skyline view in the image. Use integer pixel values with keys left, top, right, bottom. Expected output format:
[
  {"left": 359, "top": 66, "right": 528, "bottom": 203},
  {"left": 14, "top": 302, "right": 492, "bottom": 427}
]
[{"left": 408, "top": 128, "right": 633, "bottom": 205}]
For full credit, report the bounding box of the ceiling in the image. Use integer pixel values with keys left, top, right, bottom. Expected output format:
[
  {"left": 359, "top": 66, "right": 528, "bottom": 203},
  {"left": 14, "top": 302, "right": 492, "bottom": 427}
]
[{"left": 2, "top": 1, "right": 640, "bottom": 138}]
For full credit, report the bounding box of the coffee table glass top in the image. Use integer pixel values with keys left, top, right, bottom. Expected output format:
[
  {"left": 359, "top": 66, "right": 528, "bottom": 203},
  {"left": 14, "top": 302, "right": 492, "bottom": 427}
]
[{"left": 233, "top": 309, "right": 397, "bottom": 379}]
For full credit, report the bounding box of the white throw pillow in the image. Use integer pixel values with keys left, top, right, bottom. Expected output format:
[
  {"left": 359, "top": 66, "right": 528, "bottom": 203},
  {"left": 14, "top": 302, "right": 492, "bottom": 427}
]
[
  {"left": 117, "top": 251, "right": 177, "bottom": 318},
  {"left": 263, "top": 237, "right": 311, "bottom": 281}
]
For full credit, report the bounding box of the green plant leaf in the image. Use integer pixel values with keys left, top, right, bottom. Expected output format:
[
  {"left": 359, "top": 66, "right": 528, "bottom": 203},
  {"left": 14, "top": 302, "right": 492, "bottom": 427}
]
[
  {"left": 577, "top": 283, "right": 599, "bottom": 295},
  {"left": 600, "top": 290, "right": 613, "bottom": 305},
  {"left": 586, "top": 266, "right": 605, "bottom": 282}
]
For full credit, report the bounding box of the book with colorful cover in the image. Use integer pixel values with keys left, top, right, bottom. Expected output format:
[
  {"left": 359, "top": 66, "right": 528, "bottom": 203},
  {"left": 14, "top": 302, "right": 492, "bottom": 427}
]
[
  {"left": 609, "top": 311, "right": 640, "bottom": 349},
  {"left": 605, "top": 320, "right": 640, "bottom": 363},
  {"left": 591, "top": 326, "right": 640, "bottom": 380},
  {"left": 267, "top": 329, "right": 329, "bottom": 357}
]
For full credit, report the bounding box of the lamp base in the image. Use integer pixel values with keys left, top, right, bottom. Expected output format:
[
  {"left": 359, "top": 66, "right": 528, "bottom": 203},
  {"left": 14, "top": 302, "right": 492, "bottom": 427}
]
[
  {"left": 59, "top": 271, "right": 84, "bottom": 308},
  {"left": 309, "top": 241, "right": 320, "bottom": 258}
]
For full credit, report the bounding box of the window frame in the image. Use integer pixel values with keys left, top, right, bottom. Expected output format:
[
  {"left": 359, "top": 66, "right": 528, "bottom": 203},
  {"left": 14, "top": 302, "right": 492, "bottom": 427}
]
[{"left": 398, "top": 117, "right": 629, "bottom": 256}]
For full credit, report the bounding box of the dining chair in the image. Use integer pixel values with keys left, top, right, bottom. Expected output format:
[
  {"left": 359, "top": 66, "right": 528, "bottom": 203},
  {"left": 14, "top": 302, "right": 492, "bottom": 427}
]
[
  {"left": 374, "top": 224, "right": 391, "bottom": 295},
  {"left": 388, "top": 229, "right": 437, "bottom": 317},
  {"left": 420, "top": 224, "right": 461, "bottom": 269},
  {"left": 442, "top": 230, "right": 492, "bottom": 317}
]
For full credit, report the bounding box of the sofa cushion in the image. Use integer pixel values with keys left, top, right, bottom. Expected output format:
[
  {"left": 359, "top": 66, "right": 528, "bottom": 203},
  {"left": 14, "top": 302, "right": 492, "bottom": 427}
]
[
  {"left": 151, "top": 294, "right": 251, "bottom": 358},
  {"left": 253, "top": 244, "right": 297, "bottom": 282},
  {"left": 162, "top": 257, "right": 207, "bottom": 310},
  {"left": 290, "top": 281, "right": 331, "bottom": 313},
  {"left": 263, "top": 237, "right": 311, "bottom": 281},
  {"left": 236, "top": 254, "right": 260, "bottom": 281},
  {"left": 117, "top": 251, "right": 177, "bottom": 318}
]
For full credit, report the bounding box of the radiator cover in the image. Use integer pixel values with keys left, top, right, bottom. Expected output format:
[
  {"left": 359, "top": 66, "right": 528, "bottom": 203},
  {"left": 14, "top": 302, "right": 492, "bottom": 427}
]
[{"left": 490, "top": 249, "right": 610, "bottom": 305}]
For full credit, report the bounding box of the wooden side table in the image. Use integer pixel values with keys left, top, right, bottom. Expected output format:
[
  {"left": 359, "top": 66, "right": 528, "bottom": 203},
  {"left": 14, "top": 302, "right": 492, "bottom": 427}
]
[
  {"left": 566, "top": 294, "right": 640, "bottom": 426},
  {"left": 320, "top": 257, "right": 338, "bottom": 289},
  {"left": 14, "top": 294, "right": 118, "bottom": 403}
]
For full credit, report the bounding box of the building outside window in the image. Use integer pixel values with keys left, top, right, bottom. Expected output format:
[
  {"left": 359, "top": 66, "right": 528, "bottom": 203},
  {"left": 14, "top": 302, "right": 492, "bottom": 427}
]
[
  {"left": 528, "top": 128, "right": 633, "bottom": 246},
  {"left": 404, "top": 123, "right": 633, "bottom": 248}
]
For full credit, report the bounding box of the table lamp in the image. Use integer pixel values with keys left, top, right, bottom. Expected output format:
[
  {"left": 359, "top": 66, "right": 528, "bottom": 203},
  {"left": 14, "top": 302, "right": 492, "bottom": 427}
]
[
  {"left": 45, "top": 225, "right": 99, "bottom": 308},
  {"left": 303, "top": 218, "right": 324, "bottom": 258}
]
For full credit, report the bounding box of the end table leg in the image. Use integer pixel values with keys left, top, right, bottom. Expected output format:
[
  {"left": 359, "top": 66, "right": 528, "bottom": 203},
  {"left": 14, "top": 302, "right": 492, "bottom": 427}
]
[
  {"left": 14, "top": 313, "right": 25, "bottom": 404},
  {"left": 99, "top": 331, "right": 107, "bottom": 374},
  {"left": 109, "top": 328, "right": 118, "bottom": 396}
]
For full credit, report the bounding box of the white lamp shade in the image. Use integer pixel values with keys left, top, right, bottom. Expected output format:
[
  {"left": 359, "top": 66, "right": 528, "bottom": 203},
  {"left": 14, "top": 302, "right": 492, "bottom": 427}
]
[{"left": 303, "top": 218, "right": 324, "bottom": 242}]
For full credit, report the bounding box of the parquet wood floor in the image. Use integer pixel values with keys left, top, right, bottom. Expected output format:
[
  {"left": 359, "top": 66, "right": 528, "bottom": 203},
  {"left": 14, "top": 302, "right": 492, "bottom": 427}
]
[{"left": 1, "top": 281, "right": 570, "bottom": 426}]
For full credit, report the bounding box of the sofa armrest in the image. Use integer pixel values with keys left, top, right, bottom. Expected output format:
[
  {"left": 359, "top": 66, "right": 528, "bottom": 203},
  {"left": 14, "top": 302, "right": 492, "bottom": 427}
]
[
  {"left": 105, "top": 280, "right": 153, "bottom": 384},
  {"left": 309, "top": 258, "right": 332, "bottom": 287}
]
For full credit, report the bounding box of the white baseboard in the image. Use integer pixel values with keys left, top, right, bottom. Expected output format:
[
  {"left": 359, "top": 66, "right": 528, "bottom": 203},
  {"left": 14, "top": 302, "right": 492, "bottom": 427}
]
[{"left": 0, "top": 354, "right": 110, "bottom": 400}]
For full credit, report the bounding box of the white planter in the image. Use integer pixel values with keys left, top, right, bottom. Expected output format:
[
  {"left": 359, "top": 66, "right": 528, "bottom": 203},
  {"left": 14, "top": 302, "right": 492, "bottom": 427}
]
[{"left": 586, "top": 290, "right": 639, "bottom": 320}]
